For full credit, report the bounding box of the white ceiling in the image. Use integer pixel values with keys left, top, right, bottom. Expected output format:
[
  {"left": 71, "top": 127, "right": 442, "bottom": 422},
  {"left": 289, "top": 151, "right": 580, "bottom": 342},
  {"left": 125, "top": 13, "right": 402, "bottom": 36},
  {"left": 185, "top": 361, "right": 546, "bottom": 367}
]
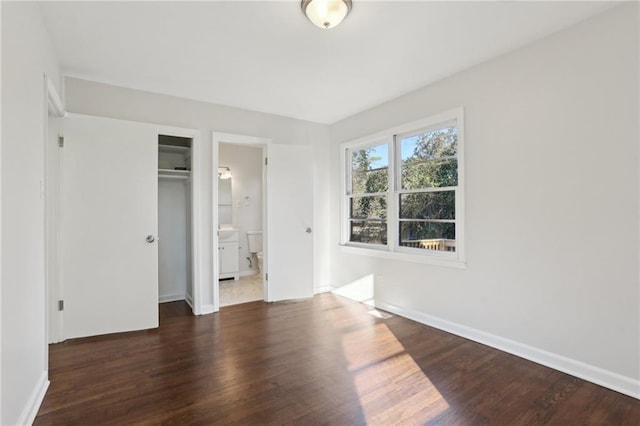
[{"left": 40, "top": 1, "right": 616, "bottom": 124}]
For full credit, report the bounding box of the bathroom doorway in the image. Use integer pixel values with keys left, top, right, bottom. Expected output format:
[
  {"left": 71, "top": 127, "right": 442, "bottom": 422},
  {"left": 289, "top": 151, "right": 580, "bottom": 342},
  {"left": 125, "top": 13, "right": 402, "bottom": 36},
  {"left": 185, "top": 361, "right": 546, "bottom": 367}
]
[
  {"left": 214, "top": 134, "right": 268, "bottom": 308},
  {"left": 212, "top": 132, "right": 314, "bottom": 310}
]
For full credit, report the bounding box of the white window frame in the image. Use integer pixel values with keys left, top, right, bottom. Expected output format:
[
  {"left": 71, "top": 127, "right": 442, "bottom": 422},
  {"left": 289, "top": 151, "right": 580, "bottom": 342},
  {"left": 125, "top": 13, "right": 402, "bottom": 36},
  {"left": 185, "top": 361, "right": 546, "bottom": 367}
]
[
  {"left": 343, "top": 136, "right": 392, "bottom": 251},
  {"left": 340, "top": 107, "right": 465, "bottom": 268}
]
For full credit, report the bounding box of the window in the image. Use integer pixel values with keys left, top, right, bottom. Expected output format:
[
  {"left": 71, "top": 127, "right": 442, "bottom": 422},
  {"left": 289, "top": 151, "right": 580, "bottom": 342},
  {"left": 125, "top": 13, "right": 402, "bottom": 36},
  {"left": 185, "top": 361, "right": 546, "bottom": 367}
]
[
  {"left": 347, "top": 142, "right": 389, "bottom": 245},
  {"left": 341, "top": 108, "right": 464, "bottom": 264}
]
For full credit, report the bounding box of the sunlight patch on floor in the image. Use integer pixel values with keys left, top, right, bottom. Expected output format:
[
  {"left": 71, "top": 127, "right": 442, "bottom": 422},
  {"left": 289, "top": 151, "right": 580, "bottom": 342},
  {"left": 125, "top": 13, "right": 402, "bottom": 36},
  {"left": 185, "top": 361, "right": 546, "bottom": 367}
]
[
  {"left": 342, "top": 322, "right": 405, "bottom": 371},
  {"left": 368, "top": 309, "right": 393, "bottom": 319},
  {"left": 341, "top": 321, "right": 450, "bottom": 424}
]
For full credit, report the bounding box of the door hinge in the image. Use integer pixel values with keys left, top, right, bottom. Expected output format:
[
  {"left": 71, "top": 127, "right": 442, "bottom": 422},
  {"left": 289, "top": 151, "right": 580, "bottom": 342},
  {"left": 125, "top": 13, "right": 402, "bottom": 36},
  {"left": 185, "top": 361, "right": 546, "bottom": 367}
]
[
  {"left": 264, "top": 157, "right": 268, "bottom": 166},
  {"left": 58, "top": 300, "right": 64, "bottom": 311},
  {"left": 58, "top": 136, "right": 64, "bottom": 147},
  {"left": 265, "top": 273, "right": 268, "bottom": 281}
]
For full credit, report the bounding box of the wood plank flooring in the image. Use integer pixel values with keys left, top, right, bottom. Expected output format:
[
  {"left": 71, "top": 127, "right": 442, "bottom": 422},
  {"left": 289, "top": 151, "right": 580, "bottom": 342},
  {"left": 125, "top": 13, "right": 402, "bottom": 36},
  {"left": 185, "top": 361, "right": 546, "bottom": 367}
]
[{"left": 36, "top": 294, "right": 639, "bottom": 425}]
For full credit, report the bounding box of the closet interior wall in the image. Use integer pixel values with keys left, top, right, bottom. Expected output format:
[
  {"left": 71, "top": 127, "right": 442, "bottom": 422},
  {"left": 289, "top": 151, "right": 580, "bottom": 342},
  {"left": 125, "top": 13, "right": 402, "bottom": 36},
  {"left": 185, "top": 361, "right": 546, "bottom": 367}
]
[{"left": 158, "top": 135, "right": 193, "bottom": 305}]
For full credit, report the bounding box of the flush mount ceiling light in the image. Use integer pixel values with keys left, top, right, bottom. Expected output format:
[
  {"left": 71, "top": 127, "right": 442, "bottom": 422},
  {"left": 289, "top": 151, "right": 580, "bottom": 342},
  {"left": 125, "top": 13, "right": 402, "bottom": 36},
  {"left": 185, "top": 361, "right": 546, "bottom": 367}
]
[{"left": 301, "top": 0, "right": 352, "bottom": 29}]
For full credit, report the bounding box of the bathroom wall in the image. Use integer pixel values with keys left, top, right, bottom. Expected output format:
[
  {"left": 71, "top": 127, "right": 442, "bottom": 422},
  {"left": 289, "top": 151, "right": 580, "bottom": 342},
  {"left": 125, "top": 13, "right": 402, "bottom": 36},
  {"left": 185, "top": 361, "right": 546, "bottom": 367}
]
[{"left": 219, "top": 143, "right": 263, "bottom": 275}]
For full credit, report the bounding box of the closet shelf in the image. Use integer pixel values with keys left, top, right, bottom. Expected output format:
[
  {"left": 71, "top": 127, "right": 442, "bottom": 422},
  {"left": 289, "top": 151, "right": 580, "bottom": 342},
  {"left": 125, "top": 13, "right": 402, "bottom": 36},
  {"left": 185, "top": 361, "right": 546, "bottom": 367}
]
[
  {"left": 159, "top": 144, "right": 191, "bottom": 163},
  {"left": 158, "top": 169, "right": 190, "bottom": 180},
  {"left": 158, "top": 144, "right": 189, "bottom": 154}
]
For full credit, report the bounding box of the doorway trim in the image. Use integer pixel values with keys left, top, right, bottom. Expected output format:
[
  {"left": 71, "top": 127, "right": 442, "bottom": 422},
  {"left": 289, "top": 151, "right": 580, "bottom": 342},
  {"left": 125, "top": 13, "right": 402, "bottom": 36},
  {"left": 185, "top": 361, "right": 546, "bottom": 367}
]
[
  {"left": 212, "top": 132, "right": 271, "bottom": 312},
  {"left": 45, "top": 75, "right": 65, "bottom": 346},
  {"left": 156, "top": 125, "right": 204, "bottom": 314}
]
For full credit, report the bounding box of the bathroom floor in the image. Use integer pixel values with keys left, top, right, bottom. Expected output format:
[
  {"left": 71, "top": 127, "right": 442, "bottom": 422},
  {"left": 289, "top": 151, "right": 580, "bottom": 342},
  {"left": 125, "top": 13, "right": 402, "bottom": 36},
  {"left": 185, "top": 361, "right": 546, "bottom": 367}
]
[{"left": 219, "top": 273, "right": 264, "bottom": 307}]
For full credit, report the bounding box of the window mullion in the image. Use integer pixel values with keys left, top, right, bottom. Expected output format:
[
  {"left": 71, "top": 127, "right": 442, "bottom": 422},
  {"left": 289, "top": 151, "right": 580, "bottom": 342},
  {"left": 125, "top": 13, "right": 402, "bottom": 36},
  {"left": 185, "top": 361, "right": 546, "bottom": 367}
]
[
  {"left": 345, "top": 148, "right": 353, "bottom": 195},
  {"left": 350, "top": 191, "right": 388, "bottom": 197},
  {"left": 398, "top": 186, "right": 458, "bottom": 195},
  {"left": 398, "top": 219, "right": 456, "bottom": 223},
  {"left": 387, "top": 135, "right": 398, "bottom": 252},
  {"left": 342, "top": 148, "right": 351, "bottom": 243}
]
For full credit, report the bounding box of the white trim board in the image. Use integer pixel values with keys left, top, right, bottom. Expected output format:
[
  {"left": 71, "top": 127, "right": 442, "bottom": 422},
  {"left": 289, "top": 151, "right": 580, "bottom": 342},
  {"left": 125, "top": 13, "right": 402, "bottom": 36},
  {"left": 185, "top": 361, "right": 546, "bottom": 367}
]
[
  {"left": 45, "top": 75, "right": 65, "bottom": 345},
  {"left": 200, "top": 304, "right": 215, "bottom": 315},
  {"left": 315, "top": 285, "right": 334, "bottom": 294},
  {"left": 367, "top": 299, "right": 639, "bottom": 399},
  {"left": 17, "top": 372, "right": 49, "bottom": 426},
  {"left": 47, "top": 76, "right": 65, "bottom": 118},
  {"left": 158, "top": 293, "right": 185, "bottom": 303}
]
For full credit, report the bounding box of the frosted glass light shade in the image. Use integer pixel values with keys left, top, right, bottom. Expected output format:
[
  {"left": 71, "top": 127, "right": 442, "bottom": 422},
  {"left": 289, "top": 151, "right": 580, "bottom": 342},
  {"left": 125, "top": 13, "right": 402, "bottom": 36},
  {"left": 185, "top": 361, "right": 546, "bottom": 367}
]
[{"left": 301, "top": 0, "right": 352, "bottom": 29}]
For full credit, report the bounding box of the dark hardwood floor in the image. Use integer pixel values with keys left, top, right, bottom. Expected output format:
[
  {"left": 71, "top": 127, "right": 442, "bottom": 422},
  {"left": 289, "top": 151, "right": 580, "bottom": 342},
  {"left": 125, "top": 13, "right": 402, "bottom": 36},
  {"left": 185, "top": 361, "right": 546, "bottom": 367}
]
[{"left": 36, "top": 294, "right": 639, "bottom": 425}]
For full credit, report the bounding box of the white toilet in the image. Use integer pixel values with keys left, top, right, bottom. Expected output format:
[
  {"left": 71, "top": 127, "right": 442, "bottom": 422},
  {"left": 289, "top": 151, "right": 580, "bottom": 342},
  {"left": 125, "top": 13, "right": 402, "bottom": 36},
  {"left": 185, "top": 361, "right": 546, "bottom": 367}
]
[{"left": 247, "top": 231, "right": 263, "bottom": 275}]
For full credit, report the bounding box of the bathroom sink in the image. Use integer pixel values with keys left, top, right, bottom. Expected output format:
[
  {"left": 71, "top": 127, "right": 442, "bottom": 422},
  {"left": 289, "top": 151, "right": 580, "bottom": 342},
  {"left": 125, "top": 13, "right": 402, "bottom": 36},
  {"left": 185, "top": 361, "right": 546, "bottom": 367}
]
[{"left": 218, "top": 228, "right": 239, "bottom": 242}]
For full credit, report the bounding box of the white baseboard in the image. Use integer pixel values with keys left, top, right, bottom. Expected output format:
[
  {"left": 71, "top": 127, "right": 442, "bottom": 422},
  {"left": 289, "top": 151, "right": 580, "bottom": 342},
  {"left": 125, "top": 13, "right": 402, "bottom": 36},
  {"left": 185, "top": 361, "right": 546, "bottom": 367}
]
[
  {"left": 184, "top": 295, "right": 213, "bottom": 315},
  {"left": 239, "top": 270, "right": 258, "bottom": 277},
  {"left": 17, "top": 371, "right": 49, "bottom": 426},
  {"left": 158, "top": 293, "right": 185, "bottom": 303},
  {"left": 199, "top": 304, "right": 215, "bottom": 315},
  {"left": 184, "top": 293, "right": 193, "bottom": 309},
  {"left": 315, "top": 285, "right": 335, "bottom": 294},
  {"left": 372, "top": 300, "right": 640, "bottom": 400}
]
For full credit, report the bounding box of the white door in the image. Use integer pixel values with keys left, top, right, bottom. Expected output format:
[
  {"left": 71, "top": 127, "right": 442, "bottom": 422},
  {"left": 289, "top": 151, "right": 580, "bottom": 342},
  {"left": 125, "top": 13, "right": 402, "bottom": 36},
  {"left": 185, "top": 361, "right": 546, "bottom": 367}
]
[
  {"left": 266, "top": 144, "right": 314, "bottom": 301},
  {"left": 60, "top": 114, "right": 159, "bottom": 339}
]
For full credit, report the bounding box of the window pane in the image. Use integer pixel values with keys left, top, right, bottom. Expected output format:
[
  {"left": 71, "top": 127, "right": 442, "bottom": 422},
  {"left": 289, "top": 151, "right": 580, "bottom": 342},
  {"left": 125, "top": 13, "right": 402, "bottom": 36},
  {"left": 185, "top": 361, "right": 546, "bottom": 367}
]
[
  {"left": 400, "top": 126, "right": 458, "bottom": 190},
  {"left": 399, "top": 222, "right": 455, "bottom": 252},
  {"left": 350, "top": 196, "right": 387, "bottom": 220},
  {"left": 350, "top": 221, "right": 387, "bottom": 245},
  {"left": 401, "top": 158, "right": 457, "bottom": 189},
  {"left": 399, "top": 191, "right": 455, "bottom": 220},
  {"left": 400, "top": 126, "right": 457, "bottom": 161},
  {"left": 351, "top": 143, "right": 388, "bottom": 193}
]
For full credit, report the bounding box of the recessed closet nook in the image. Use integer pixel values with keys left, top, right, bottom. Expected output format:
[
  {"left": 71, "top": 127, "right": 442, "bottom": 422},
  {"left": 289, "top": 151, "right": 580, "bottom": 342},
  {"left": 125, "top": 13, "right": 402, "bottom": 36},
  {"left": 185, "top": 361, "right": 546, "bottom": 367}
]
[{"left": 158, "top": 135, "right": 193, "bottom": 306}]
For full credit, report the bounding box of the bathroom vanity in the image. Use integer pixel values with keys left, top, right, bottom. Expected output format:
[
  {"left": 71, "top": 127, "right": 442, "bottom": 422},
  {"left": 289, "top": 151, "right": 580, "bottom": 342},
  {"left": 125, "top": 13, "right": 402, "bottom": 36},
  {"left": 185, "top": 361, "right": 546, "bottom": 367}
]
[{"left": 219, "top": 228, "right": 239, "bottom": 280}]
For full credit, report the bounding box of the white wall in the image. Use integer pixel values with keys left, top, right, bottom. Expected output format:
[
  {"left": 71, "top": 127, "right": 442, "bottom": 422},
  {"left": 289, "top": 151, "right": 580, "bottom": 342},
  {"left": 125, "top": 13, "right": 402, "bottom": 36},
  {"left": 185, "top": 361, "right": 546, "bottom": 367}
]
[
  {"left": 219, "top": 143, "right": 263, "bottom": 274},
  {"left": 158, "top": 179, "right": 190, "bottom": 302},
  {"left": 64, "top": 78, "right": 333, "bottom": 306},
  {"left": 329, "top": 4, "right": 639, "bottom": 397},
  {"left": 1, "top": 2, "right": 62, "bottom": 424}
]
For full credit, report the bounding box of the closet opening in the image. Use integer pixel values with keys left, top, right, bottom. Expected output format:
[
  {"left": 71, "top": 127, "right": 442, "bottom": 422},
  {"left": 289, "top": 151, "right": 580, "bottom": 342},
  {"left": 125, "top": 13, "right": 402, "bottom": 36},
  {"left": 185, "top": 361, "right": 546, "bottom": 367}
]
[{"left": 158, "top": 134, "right": 194, "bottom": 310}]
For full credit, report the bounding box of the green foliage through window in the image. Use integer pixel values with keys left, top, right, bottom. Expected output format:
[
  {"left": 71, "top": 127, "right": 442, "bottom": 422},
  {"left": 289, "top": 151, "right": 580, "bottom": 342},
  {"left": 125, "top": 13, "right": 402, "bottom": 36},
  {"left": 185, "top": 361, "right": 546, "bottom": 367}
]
[{"left": 401, "top": 126, "right": 458, "bottom": 190}]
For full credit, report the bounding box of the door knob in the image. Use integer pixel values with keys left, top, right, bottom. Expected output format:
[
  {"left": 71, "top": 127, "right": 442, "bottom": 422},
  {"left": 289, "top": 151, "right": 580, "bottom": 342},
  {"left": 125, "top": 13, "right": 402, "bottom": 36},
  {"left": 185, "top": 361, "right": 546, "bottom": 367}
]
[
  {"left": 306, "top": 227, "right": 312, "bottom": 234},
  {"left": 146, "top": 235, "right": 155, "bottom": 243}
]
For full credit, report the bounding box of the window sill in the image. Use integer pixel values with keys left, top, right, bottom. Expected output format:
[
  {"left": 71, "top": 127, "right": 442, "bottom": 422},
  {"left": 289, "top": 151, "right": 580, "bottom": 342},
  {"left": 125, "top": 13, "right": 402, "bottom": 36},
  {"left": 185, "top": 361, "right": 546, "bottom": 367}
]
[{"left": 339, "top": 244, "right": 467, "bottom": 269}]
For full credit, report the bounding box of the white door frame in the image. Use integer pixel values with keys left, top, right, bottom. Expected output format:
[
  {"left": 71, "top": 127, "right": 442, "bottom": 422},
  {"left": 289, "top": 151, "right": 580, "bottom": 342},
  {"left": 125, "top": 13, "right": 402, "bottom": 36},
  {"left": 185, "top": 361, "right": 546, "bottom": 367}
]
[
  {"left": 156, "top": 125, "right": 204, "bottom": 315},
  {"left": 44, "top": 75, "right": 65, "bottom": 345},
  {"left": 212, "top": 132, "right": 271, "bottom": 312}
]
